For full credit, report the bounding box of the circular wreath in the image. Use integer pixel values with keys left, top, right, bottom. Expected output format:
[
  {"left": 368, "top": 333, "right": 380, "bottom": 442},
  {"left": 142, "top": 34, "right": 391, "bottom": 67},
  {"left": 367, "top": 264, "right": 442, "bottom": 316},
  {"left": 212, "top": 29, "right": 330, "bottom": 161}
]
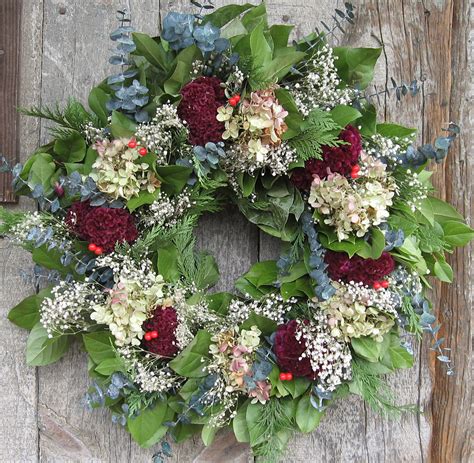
[{"left": 1, "top": 3, "right": 472, "bottom": 462}]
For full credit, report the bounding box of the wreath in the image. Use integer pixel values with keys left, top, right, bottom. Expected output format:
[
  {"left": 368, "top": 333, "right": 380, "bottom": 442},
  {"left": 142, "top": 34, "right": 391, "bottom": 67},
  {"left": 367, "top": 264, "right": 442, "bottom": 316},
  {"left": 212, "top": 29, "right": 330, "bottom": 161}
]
[{"left": 1, "top": 2, "right": 472, "bottom": 462}]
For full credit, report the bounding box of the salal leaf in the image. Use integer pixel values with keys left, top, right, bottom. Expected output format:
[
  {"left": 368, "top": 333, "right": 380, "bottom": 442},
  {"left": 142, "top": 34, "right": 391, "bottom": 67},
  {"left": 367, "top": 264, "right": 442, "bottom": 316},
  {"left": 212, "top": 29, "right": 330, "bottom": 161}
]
[
  {"left": 169, "top": 330, "right": 212, "bottom": 378},
  {"left": 333, "top": 47, "right": 382, "bottom": 89},
  {"left": 128, "top": 401, "right": 169, "bottom": 448},
  {"left": 296, "top": 394, "right": 324, "bottom": 433},
  {"left": 26, "top": 322, "right": 70, "bottom": 366},
  {"left": 8, "top": 287, "right": 52, "bottom": 330}
]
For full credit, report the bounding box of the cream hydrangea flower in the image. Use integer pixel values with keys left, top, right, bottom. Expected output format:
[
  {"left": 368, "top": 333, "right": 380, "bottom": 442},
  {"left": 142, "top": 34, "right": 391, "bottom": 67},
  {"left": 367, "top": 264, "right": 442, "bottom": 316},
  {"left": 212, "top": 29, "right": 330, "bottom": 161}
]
[
  {"left": 91, "top": 138, "right": 161, "bottom": 200},
  {"left": 319, "top": 281, "right": 398, "bottom": 342},
  {"left": 91, "top": 274, "right": 165, "bottom": 346},
  {"left": 309, "top": 154, "right": 396, "bottom": 241}
]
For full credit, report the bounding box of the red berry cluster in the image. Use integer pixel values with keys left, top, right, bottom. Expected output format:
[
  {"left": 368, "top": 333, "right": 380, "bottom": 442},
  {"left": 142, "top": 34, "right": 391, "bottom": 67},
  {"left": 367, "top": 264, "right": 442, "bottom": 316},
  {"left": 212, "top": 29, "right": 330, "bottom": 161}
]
[
  {"left": 279, "top": 372, "right": 293, "bottom": 381},
  {"left": 373, "top": 280, "right": 389, "bottom": 290},
  {"left": 127, "top": 138, "right": 147, "bottom": 156},
  {"left": 228, "top": 94, "right": 241, "bottom": 107},
  {"left": 350, "top": 164, "right": 360, "bottom": 179},
  {"left": 144, "top": 330, "right": 159, "bottom": 341},
  {"left": 88, "top": 243, "right": 103, "bottom": 255}
]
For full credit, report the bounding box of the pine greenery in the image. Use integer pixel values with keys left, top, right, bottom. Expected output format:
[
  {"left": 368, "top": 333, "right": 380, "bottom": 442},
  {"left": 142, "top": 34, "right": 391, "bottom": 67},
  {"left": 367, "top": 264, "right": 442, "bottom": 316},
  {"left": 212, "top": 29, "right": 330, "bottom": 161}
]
[
  {"left": 289, "top": 109, "right": 343, "bottom": 160},
  {"left": 19, "top": 98, "right": 99, "bottom": 139}
]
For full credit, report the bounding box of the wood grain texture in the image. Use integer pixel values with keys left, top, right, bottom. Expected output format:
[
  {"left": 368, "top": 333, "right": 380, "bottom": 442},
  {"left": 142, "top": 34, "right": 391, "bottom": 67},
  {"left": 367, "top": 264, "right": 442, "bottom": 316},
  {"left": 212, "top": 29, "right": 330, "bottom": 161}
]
[
  {"left": 0, "top": 0, "right": 471, "bottom": 462},
  {"left": 0, "top": 0, "right": 22, "bottom": 202}
]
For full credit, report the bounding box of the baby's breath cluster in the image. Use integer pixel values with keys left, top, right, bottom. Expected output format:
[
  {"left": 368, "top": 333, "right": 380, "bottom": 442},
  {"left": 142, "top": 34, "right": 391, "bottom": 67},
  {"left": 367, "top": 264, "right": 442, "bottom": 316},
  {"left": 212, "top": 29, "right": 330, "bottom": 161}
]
[
  {"left": 319, "top": 281, "right": 400, "bottom": 342},
  {"left": 140, "top": 190, "right": 193, "bottom": 228},
  {"left": 296, "top": 310, "right": 352, "bottom": 391},
  {"left": 393, "top": 168, "right": 429, "bottom": 212},
  {"left": 135, "top": 104, "right": 189, "bottom": 164},
  {"left": 40, "top": 281, "right": 104, "bottom": 337},
  {"left": 363, "top": 133, "right": 411, "bottom": 166},
  {"left": 288, "top": 45, "right": 354, "bottom": 115},
  {"left": 227, "top": 293, "right": 297, "bottom": 325}
]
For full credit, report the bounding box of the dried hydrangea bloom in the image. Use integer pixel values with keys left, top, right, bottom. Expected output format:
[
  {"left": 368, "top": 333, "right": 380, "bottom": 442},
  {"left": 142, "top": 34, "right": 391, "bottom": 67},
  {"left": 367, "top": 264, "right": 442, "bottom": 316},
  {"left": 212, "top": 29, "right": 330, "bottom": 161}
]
[
  {"left": 91, "top": 138, "right": 161, "bottom": 200},
  {"left": 320, "top": 281, "right": 399, "bottom": 342},
  {"left": 309, "top": 154, "right": 396, "bottom": 241}
]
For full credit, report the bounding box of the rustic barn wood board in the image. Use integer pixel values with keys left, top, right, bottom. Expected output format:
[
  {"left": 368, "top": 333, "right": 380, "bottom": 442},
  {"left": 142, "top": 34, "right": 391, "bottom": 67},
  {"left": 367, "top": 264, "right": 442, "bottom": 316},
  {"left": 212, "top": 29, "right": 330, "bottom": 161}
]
[{"left": 0, "top": 0, "right": 471, "bottom": 461}]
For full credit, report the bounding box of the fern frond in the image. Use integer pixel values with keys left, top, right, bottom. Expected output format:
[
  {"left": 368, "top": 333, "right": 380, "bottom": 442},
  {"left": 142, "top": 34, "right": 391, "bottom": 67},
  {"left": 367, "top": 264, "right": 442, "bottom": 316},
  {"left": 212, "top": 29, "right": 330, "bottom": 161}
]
[{"left": 289, "top": 109, "right": 343, "bottom": 161}]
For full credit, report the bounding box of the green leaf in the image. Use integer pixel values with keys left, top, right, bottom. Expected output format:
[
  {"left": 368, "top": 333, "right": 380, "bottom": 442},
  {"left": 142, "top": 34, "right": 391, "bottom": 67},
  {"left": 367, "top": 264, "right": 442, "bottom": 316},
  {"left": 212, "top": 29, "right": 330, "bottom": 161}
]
[
  {"left": 240, "top": 312, "right": 277, "bottom": 336},
  {"left": 126, "top": 189, "right": 160, "bottom": 212},
  {"left": 241, "top": 3, "right": 267, "bottom": 31},
  {"left": 8, "top": 287, "right": 52, "bottom": 330},
  {"left": 351, "top": 336, "right": 385, "bottom": 363},
  {"left": 318, "top": 233, "right": 364, "bottom": 257},
  {"left": 82, "top": 332, "right": 116, "bottom": 364},
  {"left": 356, "top": 227, "right": 385, "bottom": 259},
  {"left": 275, "top": 88, "right": 304, "bottom": 138},
  {"left": 296, "top": 395, "right": 323, "bottom": 433},
  {"left": 441, "top": 220, "right": 474, "bottom": 247},
  {"left": 250, "top": 19, "right": 272, "bottom": 71},
  {"left": 164, "top": 45, "right": 201, "bottom": 96},
  {"left": 27, "top": 153, "right": 56, "bottom": 193},
  {"left": 377, "top": 123, "right": 417, "bottom": 138},
  {"left": 88, "top": 87, "right": 111, "bottom": 126},
  {"left": 333, "top": 47, "right": 382, "bottom": 89},
  {"left": 110, "top": 111, "right": 137, "bottom": 138},
  {"left": 386, "top": 346, "right": 414, "bottom": 369},
  {"left": 195, "top": 253, "right": 220, "bottom": 289},
  {"left": 128, "top": 401, "right": 168, "bottom": 448},
  {"left": 169, "top": 330, "right": 212, "bottom": 378},
  {"left": 280, "top": 277, "right": 314, "bottom": 300},
  {"left": 156, "top": 165, "right": 193, "bottom": 195},
  {"left": 269, "top": 24, "right": 294, "bottom": 49},
  {"left": 237, "top": 172, "right": 258, "bottom": 197},
  {"left": 157, "top": 244, "right": 180, "bottom": 282},
  {"left": 54, "top": 131, "right": 87, "bottom": 163},
  {"left": 259, "top": 49, "right": 307, "bottom": 83},
  {"left": 95, "top": 357, "right": 125, "bottom": 375},
  {"left": 246, "top": 402, "right": 265, "bottom": 446},
  {"left": 26, "top": 322, "right": 70, "bottom": 366},
  {"left": 206, "top": 292, "right": 233, "bottom": 315},
  {"left": 433, "top": 259, "right": 453, "bottom": 283},
  {"left": 240, "top": 260, "right": 278, "bottom": 288},
  {"left": 329, "top": 105, "right": 362, "bottom": 127},
  {"left": 233, "top": 401, "right": 251, "bottom": 442},
  {"left": 201, "top": 424, "right": 217, "bottom": 446},
  {"left": 358, "top": 103, "right": 377, "bottom": 136},
  {"left": 132, "top": 33, "right": 168, "bottom": 71},
  {"left": 428, "top": 197, "right": 464, "bottom": 224},
  {"left": 282, "top": 376, "right": 311, "bottom": 399},
  {"left": 202, "top": 3, "right": 254, "bottom": 28}
]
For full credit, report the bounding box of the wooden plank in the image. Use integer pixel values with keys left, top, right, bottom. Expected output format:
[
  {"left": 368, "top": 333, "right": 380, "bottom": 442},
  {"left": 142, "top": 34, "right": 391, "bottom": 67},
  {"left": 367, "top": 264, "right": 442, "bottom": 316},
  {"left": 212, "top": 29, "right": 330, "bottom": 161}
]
[
  {"left": 0, "top": 1, "right": 44, "bottom": 461},
  {"left": 0, "top": 0, "right": 22, "bottom": 202}
]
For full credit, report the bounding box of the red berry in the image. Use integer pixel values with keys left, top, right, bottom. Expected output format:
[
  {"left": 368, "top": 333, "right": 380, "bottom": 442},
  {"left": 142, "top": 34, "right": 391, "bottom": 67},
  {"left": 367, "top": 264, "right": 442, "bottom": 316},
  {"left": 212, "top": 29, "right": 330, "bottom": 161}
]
[
  {"left": 381, "top": 280, "right": 389, "bottom": 289},
  {"left": 150, "top": 330, "right": 159, "bottom": 339},
  {"left": 350, "top": 172, "right": 359, "bottom": 179},
  {"left": 229, "top": 97, "right": 237, "bottom": 107},
  {"left": 128, "top": 139, "right": 137, "bottom": 149},
  {"left": 88, "top": 243, "right": 97, "bottom": 252},
  {"left": 373, "top": 281, "right": 382, "bottom": 290},
  {"left": 279, "top": 372, "right": 287, "bottom": 381},
  {"left": 351, "top": 164, "right": 360, "bottom": 173},
  {"left": 139, "top": 147, "right": 147, "bottom": 156},
  {"left": 94, "top": 247, "right": 103, "bottom": 256},
  {"left": 233, "top": 94, "right": 241, "bottom": 103},
  {"left": 144, "top": 332, "right": 152, "bottom": 341},
  {"left": 286, "top": 372, "right": 293, "bottom": 381}
]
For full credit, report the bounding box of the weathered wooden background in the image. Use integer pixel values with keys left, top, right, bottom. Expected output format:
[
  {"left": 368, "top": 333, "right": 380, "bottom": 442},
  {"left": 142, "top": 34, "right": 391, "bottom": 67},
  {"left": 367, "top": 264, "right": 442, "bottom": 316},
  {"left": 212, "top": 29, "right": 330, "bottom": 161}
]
[{"left": 0, "top": 0, "right": 471, "bottom": 462}]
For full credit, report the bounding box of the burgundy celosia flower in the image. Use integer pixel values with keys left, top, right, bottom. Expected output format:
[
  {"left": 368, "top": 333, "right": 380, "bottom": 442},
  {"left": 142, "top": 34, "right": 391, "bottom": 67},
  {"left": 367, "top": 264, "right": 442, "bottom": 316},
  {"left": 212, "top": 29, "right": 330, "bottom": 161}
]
[
  {"left": 273, "top": 320, "right": 316, "bottom": 379},
  {"left": 142, "top": 306, "right": 179, "bottom": 357},
  {"left": 291, "top": 125, "right": 362, "bottom": 191},
  {"left": 324, "top": 250, "right": 395, "bottom": 286},
  {"left": 177, "top": 76, "right": 226, "bottom": 146},
  {"left": 65, "top": 201, "right": 138, "bottom": 252}
]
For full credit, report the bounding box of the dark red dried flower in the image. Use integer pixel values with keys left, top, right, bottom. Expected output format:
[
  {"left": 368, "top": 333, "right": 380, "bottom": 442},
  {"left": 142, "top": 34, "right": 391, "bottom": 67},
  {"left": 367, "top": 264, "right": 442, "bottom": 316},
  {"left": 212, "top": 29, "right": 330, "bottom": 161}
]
[
  {"left": 178, "top": 76, "right": 226, "bottom": 146},
  {"left": 65, "top": 201, "right": 138, "bottom": 252},
  {"left": 273, "top": 320, "right": 316, "bottom": 379},
  {"left": 291, "top": 125, "right": 362, "bottom": 191},
  {"left": 324, "top": 250, "right": 395, "bottom": 286},
  {"left": 142, "top": 306, "right": 179, "bottom": 357}
]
